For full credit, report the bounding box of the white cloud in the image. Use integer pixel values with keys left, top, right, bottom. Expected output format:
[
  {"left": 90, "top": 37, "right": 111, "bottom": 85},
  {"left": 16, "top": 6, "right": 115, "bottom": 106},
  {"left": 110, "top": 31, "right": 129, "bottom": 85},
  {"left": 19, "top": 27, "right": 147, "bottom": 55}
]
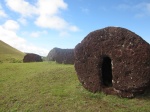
[
  {"left": 35, "top": 15, "right": 68, "bottom": 30},
  {"left": 5, "top": 0, "right": 79, "bottom": 33},
  {"left": 35, "top": 0, "right": 79, "bottom": 31},
  {"left": 0, "top": 21, "right": 26, "bottom": 49},
  {"left": 0, "top": 4, "right": 7, "bottom": 17},
  {"left": 30, "top": 30, "right": 47, "bottom": 38},
  {"left": 19, "top": 44, "right": 49, "bottom": 56},
  {"left": 5, "top": 0, "right": 37, "bottom": 17},
  {"left": 117, "top": 2, "right": 150, "bottom": 17},
  {"left": 30, "top": 32, "right": 40, "bottom": 38},
  {"left": 0, "top": 10, "right": 7, "bottom": 17},
  {"left": 69, "top": 26, "right": 79, "bottom": 32},
  {"left": 134, "top": 3, "right": 150, "bottom": 17},
  {"left": 59, "top": 31, "right": 70, "bottom": 37},
  {"left": 36, "top": 0, "right": 67, "bottom": 16},
  {"left": 18, "top": 17, "right": 27, "bottom": 25},
  {"left": 0, "top": 20, "right": 49, "bottom": 56},
  {"left": 2, "top": 20, "right": 20, "bottom": 31},
  {"left": 35, "top": 15, "right": 80, "bottom": 32},
  {"left": 146, "top": 3, "right": 150, "bottom": 12}
]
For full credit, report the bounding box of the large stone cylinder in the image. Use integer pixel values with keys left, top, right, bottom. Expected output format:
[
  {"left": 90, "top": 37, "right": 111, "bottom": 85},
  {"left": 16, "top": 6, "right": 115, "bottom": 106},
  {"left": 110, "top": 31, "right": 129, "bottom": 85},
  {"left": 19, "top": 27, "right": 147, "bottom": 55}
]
[
  {"left": 47, "top": 47, "right": 74, "bottom": 64},
  {"left": 23, "top": 53, "right": 43, "bottom": 62},
  {"left": 74, "top": 27, "right": 150, "bottom": 98}
]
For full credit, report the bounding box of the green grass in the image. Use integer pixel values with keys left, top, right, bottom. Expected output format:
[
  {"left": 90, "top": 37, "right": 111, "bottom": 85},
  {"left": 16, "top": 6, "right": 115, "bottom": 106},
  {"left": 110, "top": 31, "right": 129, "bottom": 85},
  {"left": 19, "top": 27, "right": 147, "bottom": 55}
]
[
  {"left": 0, "top": 62, "right": 150, "bottom": 112},
  {"left": 0, "top": 40, "right": 25, "bottom": 63}
]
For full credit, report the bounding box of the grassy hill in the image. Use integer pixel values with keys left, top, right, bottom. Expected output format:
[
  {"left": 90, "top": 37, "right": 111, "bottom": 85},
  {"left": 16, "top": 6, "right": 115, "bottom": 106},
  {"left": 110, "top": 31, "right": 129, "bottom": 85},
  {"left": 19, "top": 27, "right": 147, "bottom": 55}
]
[{"left": 0, "top": 40, "right": 25, "bottom": 63}]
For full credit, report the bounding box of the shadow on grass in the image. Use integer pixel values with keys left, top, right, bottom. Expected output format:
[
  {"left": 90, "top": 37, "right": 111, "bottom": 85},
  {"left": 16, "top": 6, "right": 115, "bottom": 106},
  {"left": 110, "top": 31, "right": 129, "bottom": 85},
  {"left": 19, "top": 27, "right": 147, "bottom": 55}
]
[{"left": 136, "top": 89, "right": 150, "bottom": 100}]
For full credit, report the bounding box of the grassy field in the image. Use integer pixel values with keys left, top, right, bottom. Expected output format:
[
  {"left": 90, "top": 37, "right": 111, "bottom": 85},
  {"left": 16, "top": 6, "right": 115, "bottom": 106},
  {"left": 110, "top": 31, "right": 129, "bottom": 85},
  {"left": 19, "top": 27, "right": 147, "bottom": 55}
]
[{"left": 0, "top": 62, "right": 150, "bottom": 112}]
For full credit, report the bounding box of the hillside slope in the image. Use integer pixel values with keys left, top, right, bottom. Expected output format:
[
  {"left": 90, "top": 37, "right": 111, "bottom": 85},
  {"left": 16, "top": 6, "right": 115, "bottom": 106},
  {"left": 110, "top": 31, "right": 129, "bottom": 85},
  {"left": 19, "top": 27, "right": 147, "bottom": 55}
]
[{"left": 0, "top": 40, "right": 25, "bottom": 62}]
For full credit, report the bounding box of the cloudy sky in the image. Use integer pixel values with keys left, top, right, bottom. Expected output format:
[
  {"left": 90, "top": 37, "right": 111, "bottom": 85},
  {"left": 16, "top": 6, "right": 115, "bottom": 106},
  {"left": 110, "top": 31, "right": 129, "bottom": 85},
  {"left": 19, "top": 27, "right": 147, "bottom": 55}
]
[{"left": 0, "top": 0, "right": 150, "bottom": 56}]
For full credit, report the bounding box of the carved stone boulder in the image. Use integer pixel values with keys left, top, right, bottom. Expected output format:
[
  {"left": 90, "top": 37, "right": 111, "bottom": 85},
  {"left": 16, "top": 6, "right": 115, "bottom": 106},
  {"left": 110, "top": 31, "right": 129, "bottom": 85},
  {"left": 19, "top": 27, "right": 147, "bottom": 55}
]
[
  {"left": 74, "top": 27, "right": 150, "bottom": 98},
  {"left": 47, "top": 47, "right": 74, "bottom": 64},
  {"left": 23, "top": 53, "right": 43, "bottom": 62}
]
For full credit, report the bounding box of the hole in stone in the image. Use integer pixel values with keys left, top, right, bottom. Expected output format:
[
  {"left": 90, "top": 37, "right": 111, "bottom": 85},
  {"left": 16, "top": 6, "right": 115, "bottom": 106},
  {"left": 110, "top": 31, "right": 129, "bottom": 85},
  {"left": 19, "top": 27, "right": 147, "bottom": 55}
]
[{"left": 101, "top": 56, "right": 113, "bottom": 87}]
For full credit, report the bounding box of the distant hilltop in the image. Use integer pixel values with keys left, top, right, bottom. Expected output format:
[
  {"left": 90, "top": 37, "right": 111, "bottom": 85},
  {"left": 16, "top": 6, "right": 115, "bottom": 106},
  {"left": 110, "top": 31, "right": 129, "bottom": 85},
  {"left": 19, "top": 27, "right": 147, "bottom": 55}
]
[{"left": 0, "top": 40, "right": 25, "bottom": 63}]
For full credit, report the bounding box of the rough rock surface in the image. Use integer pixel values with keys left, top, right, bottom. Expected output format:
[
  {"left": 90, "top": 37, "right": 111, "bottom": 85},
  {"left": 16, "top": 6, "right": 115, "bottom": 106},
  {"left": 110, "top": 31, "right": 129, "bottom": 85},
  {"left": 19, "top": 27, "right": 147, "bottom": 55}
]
[
  {"left": 23, "top": 53, "right": 43, "bottom": 62},
  {"left": 47, "top": 47, "right": 74, "bottom": 64},
  {"left": 74, "top": 26, "right": 150, "bottom": 98}
]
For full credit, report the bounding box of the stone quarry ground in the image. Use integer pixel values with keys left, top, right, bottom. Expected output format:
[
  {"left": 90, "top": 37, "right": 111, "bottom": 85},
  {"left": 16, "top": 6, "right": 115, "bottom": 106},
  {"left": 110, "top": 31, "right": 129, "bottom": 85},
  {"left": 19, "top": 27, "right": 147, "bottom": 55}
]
[{"left": 0, "top": 62, "right": 150, "bottom": 112}]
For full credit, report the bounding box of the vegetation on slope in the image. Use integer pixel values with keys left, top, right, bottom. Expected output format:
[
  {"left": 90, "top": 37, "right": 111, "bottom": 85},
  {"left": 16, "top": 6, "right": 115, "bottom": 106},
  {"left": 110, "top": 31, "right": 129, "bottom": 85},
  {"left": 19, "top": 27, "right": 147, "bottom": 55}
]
[
  {"left": 0, "top": 62, "right": 149, "bottom": 112},
  {"left": 0, "top": 40, "right": 25, "bottom": 63}
]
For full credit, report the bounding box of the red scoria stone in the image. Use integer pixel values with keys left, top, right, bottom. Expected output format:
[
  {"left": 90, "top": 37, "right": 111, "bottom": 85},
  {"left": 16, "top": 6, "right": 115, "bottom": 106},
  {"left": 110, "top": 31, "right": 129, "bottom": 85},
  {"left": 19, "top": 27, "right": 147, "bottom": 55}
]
[
  {"left": 23, "top": 53, "right": 43, "bottom": 63},
  {"left": 47, "top": 47, "right": 74, "bottom": 64},
  {"left": 74, "top": 26, "right": 150, "bottom": 98}
]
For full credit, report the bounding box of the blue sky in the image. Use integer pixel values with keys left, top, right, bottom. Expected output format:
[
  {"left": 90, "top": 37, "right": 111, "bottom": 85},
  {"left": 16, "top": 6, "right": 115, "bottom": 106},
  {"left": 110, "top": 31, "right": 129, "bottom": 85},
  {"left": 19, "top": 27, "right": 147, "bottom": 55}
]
[{"left": 0, "top": 0, "right": 150, "bottom": 56}]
